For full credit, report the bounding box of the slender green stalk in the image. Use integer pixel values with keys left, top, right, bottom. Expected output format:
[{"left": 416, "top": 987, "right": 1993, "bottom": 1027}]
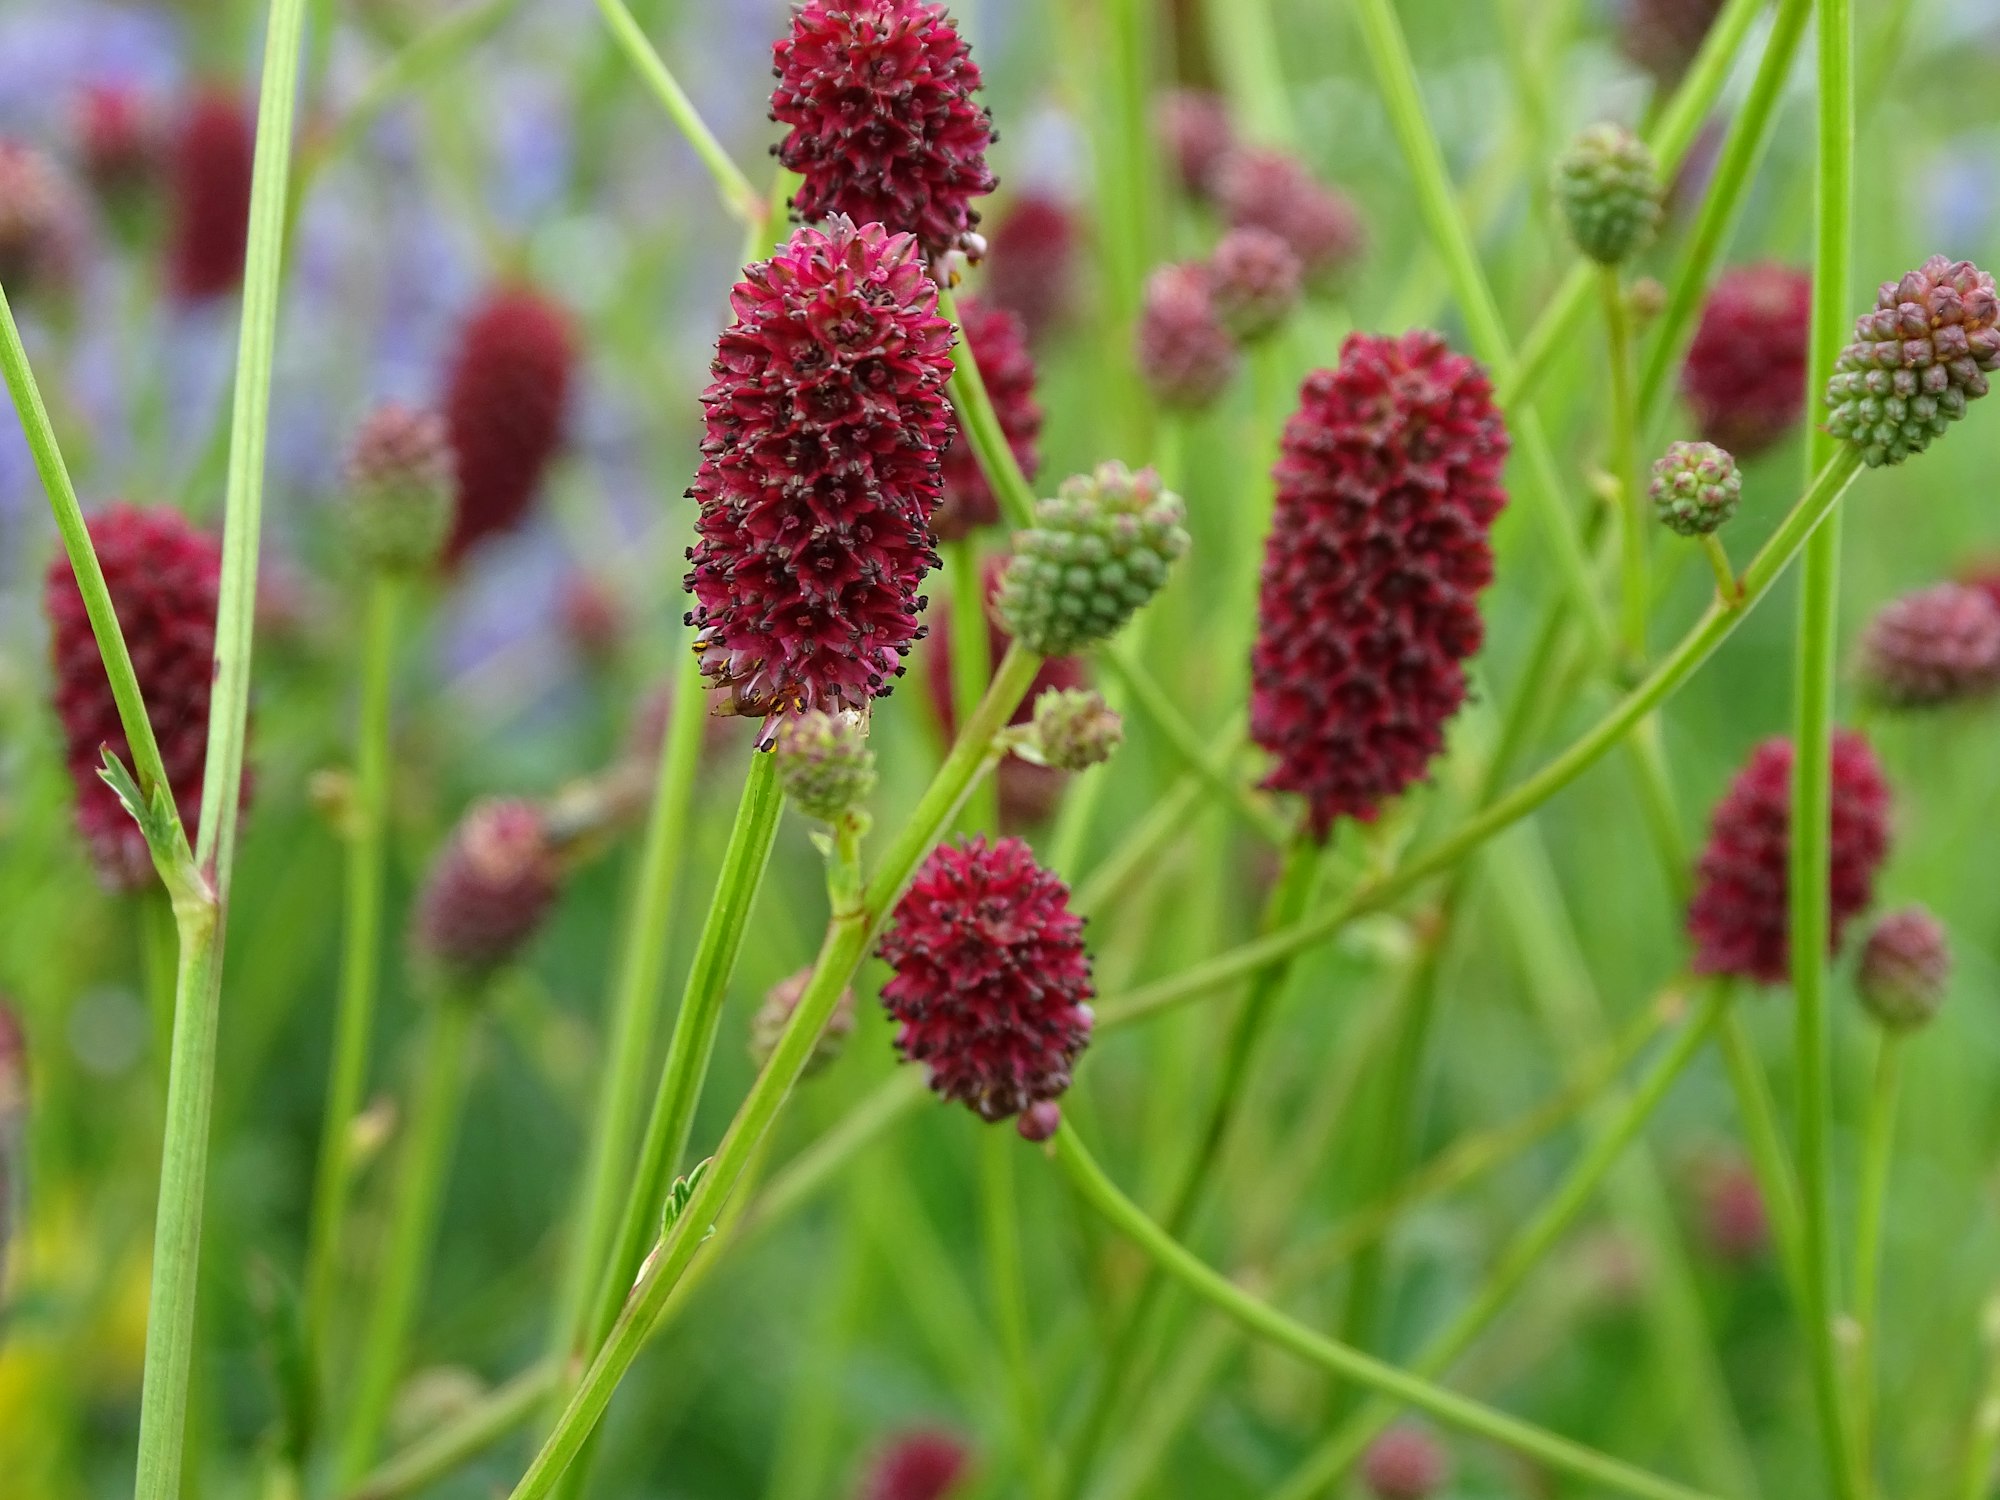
[
  {"left": 1072, "top": 770, "right": 1206, "bottom": 913},
  {"left": 939, "top": 281, "right": 1041, "bottom": 532},
  {"left": 577, "top": 749, "right": 784, "bottom": 1364},
  {"left": 1635, "top": 0, "right": 1814, "bottom": 424},
  {"left": 1852, "top": 1033, "right": 1904, "bottom": 1478},
  {"left": 1959, "top": 1297, "right": 2000, "bottom": 1500},
  {"left": 1096, "top": 449, "right": 1864, "bottom": 1029},
  {"left": 1051, "top": 1127, "right": 1722, "bottom": 1500},
  {"left": 1272, "top": 985, "right": 1733, "bottom": 1499},
  {"left": 347, "top": 1359, "right": 565, "bottom": 1500},
  {"left": 545, "top": 645, "right": 707, "bottom": 1379},
  {"left": 1717, "top": 1010, "right": 1806, "bottom": 1290},
  {"left": 338, "top": 995, "right": 480, "bottom": 1483},
  {"left": 983, "top": 1131, "right": 1055, "bottom": 1500},
  {"left": 591, "top": 0, "right": 762, "bottom": 224},
  {"left": 134, "top": 4, "right": 309, "bottom": 1493},
  {"left": 303, "top": 574, "right": 404, "bottom": 1372},
  {"left": 1791, "top": 3, "right": 1859, "bottom": 1494},
  {"left": 507, "top": 647, "right": 1046, "bottom": 1500},
  {"left": 1703, "top": 534, "right": 1744, "bottom": 606},
  {"left": 1602, "top": 266, "right": 1648, "bottom": 661},
  {"left": 946, "top": 539, "right": 997, "bottom": 833},
  {"left": 140, "top": 893, "right": 179, "bottom": 1078}
]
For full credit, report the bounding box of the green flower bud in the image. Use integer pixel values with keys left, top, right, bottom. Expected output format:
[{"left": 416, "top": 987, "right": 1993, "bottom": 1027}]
[
  {"left": 774, "top": 709, "right": 876, "bottom": 823},
  {"left": 345, "top": 403, "right": 456, "bottom": 573},
  {"left": 1552, "top": 124, "right": 1662, "bottom": 267},
  {"left": 1649, "top": 440, "right": 1741, "bottom": 536},
  {"left": 1027, "top": 688, "right": 1123, "bottom": 770}
]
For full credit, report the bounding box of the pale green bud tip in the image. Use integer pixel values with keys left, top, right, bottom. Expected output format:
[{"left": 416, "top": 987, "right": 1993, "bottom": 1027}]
[
  {"left": 773, "top": 708, "right": 877, "bottom": 823},
  {"left": 1552, "top": 123, "right": 1662, "bottom": 267},
  {"left": 1029, "top": 687, "right": 1123, "bottom": 770}
]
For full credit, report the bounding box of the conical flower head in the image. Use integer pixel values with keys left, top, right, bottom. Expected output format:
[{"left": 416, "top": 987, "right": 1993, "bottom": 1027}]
[
  {"left": 771, "top": 0, "right": 996, "bottom": 261},
  {"left": 1687, "top": 731, "right": 1892, "bottom": 985},
  {"left": 877, "top": 835, "right": 1094, "bottom": 1122},
  {"left": 775, "top": 709, "right": 878, "bottom": 823},
  {"left": 1029, "top": 687, "right": 1123, "bottom": 771},
  {"left": 684, "top": 218, "right": 955, "bottom": 728},
  {"left": 345, "top": 402, "right": 456, "bottom": 573},
  {"left": 1856, "top": 905, "right": 1950, "bottom": 1031},
  {"left": 1553, "top": 123, "right": 1663, "bottom": 266},
  {"left": 1208, "top": 226, "right": 1303, "bottom": 342},
  {"left": 166, "top": 86, "right": 253, "bottom": 302},
  {"left": 1212, "top": 147, "right": 1366, "bottom": 286},
  {"left": 1825, "top": 255, "right": 2000, "bottom": 466},
  {"left": 1858, "top": 583, "right": 2000, "bottom": 709},
  {"left": 1649, "top": 439, "right": 1740, "bottom": 537},
  {"left": 749, "top": 967, "right": 856, "bottom": 1075},
  {"left": 1681, "top": 264, "right": 1812, "bottom": 459},
  {"left": 441, "top": 285, "right": 575, "bottom": 562},
  {"left": 937, "top": 293, "right": 1041, "bottom": 539},
  {"left": 44, "top": 506, "right": 229, "bottom": 889},
  {"left": 412, "top": 799, "right": 560, "bottom": 980},
  {"left": 981, "top": 191, "right": 1078, "bottom": 341},
  {"left": 1136, "top": 262, "right": 1237, "bottom": 410},
  {"left": 1362, "top": 1425, "right": 1450, "bottom": 1500},
  {"left": 859, "top": 1429, "right": 972, "bottom": 1500},
  {"left": 0, "top": 140, "right": 84, "bottom": 300},
  {"left": 1252, "top": 331, "right": 1509, "bottom": 839},
  {"left": 993, "top": 461, "right": 1188, "bottom": 658},
  {"left": 1156, "top": 87, "right": 1234, "bottom": 196}
]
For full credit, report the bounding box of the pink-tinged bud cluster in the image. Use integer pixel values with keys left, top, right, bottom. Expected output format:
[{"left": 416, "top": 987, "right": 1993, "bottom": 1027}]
[
  {"left": 1620, "top": 0, "right": 1727, "bottom": 86},
  {"left": 858, "top": 1430, "right": 971, "bottom": 1500},
  {"left": 771, "top": 0, "right": 996, "bottom": 261},
  {"left": 1361, "top": 1424, "right": 1450, "bottom": 1500},
  {"left": 1700, "top": 1155, "right": 1769, "bottom": 1264},
  {"left": 43, "top": 506, "right": 227, "bottom": 889},
  {"left": 878, "top": 835, "right": 1094, "bottom": 1123},
  {"left": 166, "top": 87, "right": 254, "bottom": 302},
  {"left": 345, "top": 402, "right": 457, "bottom": 573},
  {"left": 1857, "top": 905, "right": 1950, "bottom": 1031},
  {"left": 1686, "top": 732, "right": 1892, "bottom": 985},
  {"left": 1858, "top": 583, "right": 2000, "bottom": 709},
  {"left": 938, "top": 294, "right": 1041, "bottom": 539},
  {"left": 1251, "top": 332, "right": 1509, "bottom": 840},
  {"left": 441, "top": 286, "right": 576, "bottom": 563},
  {"left": 684, "top": 219, "right": 955, "bottom": 727},
  {"left": 1213, "top": 146, "right": 1366, "bottom": 286},
  {"left": 1136, "top": 262, "right": 1237, "bottom": 410},
  {"left": 980, "top": 191, "right": 1078, "bottom": 342},
  {"left": 75, "top": 82, "right": 160, "bottom": 202},
  {"left": 750, "top": 967, "right": 856, "bottom": 1075},
  {"left": 1156, "top": 87, "right": 1235, "bottom": 196},
  {"left": 0, "top": 140, "right": 84, "bottom": 300},
  {"left": 412, "top": 800, "right": 560, "bottom": 979},
  {"left": 1680, "top": 265, "right": 1813, "bottom": 459},
  {"left": 1207, "top": 226, "right": 1302, "bottom": 341}
]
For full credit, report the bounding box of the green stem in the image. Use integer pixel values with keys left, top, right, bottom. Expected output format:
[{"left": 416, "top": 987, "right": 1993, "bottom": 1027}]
[
  {"left": 134, "top": 3, "right": 309, "bottom": 1492},
  {"left": 338, "top": 995, "right": 480, "bottom": 1483},
  {"left": 1272, "top": 984, "right": 1733, "bottom": 1500},
  {"left": 1095, "top": 449, "right": 1864, "bottom": 1029},
  {"left": 983, "top": 1131, "right": 1055, "bottom": 1500},
  {"left": 1717, "top": 1010, "right": 1806, "bottom": 1291},
  {"left": 140, "top": 892, "right": 179, "bottom": 1080},
  {"left": 1792, "top": 1, "right": 1859, "bottom": 1493},
  {"left": 1852, "top": 1033, "right": 1903, "bottom": 1480},
  {"left": 576, "top": 748, "right": 783, "bottom": 1366},
  {"left": 938, "top": 280, "right": 1041, "bottom": 532},
  {"left": 347, "top": 1359, "right": 565, "bottom": 1500},
  {"left": 1051, "top": 1126, "right": 1722, "bottom": 1500},
  {"left": 1702, "top": 534, "right": 1744, "bottom": 607},
  {"left": 506, "top": 646, "right": 1046, "bottom": 1500},
  {"left": 590, "top": 0, "right": 762, "bottom": 224},
  {"left": 1071, "top": 769, "right": 1206, "bottom": 913},
  {"left": 1960, "top": 1297, "right": 2000, "bottom": 1500},
  {"left": 946, "top": 539, "right": 997, "bottom": 834},
  {"left": 303, "top": 573, "right": 403, "bottom": 1374},
  {"left": 1603, "top": 266, "right": 1648, "bottom": 661}
]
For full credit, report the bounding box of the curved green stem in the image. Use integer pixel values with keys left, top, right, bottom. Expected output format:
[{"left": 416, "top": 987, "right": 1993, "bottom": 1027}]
[
  {"left": 1051, "top": 1126, "right": 1722, "bottom": 1500},
  {"left": 304, "top": 573, "right": 404, "bottom": 1374},
  {"left": 338, "top": 995, "right": 480, "bottom": 1483},
  {"left": 1851, "top": 1032, "right": 1903, "bottom": 1480},
  {"left": 983, "top": 1130, "right": 1055, "bottom": 1500},
  {"left": 1959, "top": 1297, "right": 2000, "bottom": 1500},
  {"left": 1602, "top": 266, "right": 1648, "bottom": 661}
]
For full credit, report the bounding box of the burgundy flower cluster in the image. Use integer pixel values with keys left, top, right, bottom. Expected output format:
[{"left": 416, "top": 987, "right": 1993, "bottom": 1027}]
[
  {"left": 1681, "top": 264, "right": 1813, "bottom": 460},
  {"left": 936, "top": 292, "right": 1041, "bottom": 539},
  {"left": 1251, "top": 331, "right": 1509, "bottom": 839},
  {"left": 412, "top": 800, "right": 562, "bottom": 979},
  {"left": 166, "top": 87, "right": 254, "bottom": 303},
  {"left": 978, "top": 190, "right": 1078, "bottom": 342},
  {"left": 1858, "top": 583, "right": 2000, "bottom": 709}
]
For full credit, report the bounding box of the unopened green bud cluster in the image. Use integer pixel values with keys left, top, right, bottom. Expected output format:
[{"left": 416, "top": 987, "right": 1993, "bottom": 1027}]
[
  {"left": 774, "top": 709, "right": 876, "bottom": 823},
  {"left": 1649, "top": 440, "right": 1740, "bottom": 537},
  {"left": 1028, "top": 688, "right": 1123, "bottom": 770},
  {"left": 994, "top": 462, "right": 1189, "bottom": 657},
  {"left": 1552, "top": 124, "right": 1662, "bottom": 267},
  {"left": 345, "top": 403, "right": 456, "bottom": 573}
]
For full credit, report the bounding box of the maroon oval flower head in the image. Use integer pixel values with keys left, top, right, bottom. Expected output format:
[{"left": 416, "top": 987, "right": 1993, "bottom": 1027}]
[
  {"left": 1136, "top": 262, "right": 1237, "bottom": 410},
  {"left": 1251, "top": 332, "right": 1509, "bottom": 840},
  {"left": 1858, "top": 582, "right": 2000, "bottom": 710},
  {"left": 684, "top": 218, "right": 955, "bottom": 729},
  {"left": 44, "top": 506, "right": 227, "bottom": 890},
  {"left": 1362, "top": 1424, "right": 1450, "bottom": 1500},
  {"left": 1212, "top": 146, "right": 1366, "bottom": 287},
  {"left": 0, "top": 140, "right": 85, "bottom": 300},
  {"left": 412, "top": 799, "right": 561, "bottom": 980},
  {"left": 980, "top": 190, "right": 1078, "bottom": 342},
  {"left": 1620, "top": 0, "right": 1727, "bottom": 86},
  {"left": 937, "top": 294, "right": 1041, "bottom": 539},
  {"left": 1207, "top": 225, "right": 1303, "bottom": 341},
  {"left": 165, "top": 86, "right": 253, "bottom": 302},
  {"left": 877, "top": 835, "right": 1094, "bottom": 1124},
  {"left": 1856, "top": 905, "right": 1950, "bottom": 1031},
  {"left": 1687, "top": 731, "right": 1892, "bottom": 985},
  {"left": 1155, "top": 87, "right": 1234, "bottom": 197},
  {"left": 441, "top": 285, "right": 576, "bottom": 563},
  {"left": 1680, "top": 264, "right": 1812, "bottom": 459},
  {"left": 771, "top": 0, "right": 996, "bottom": 262},
  {"left": 75, "top": 82, "right": 160, "bottom": 202},
  {"left": 858, "top": 1429, "right": 971, "bottom": 1500}
]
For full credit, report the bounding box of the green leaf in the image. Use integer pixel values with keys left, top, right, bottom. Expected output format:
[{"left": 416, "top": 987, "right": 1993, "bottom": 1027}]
[{"left": 661, "top": 1157, "right": 715, "bottom": 1244}]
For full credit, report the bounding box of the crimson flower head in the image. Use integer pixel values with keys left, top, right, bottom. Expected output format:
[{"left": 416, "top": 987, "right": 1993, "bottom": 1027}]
[
  {"left": 1136, "top": 262, "right": 1237, "bottom": 410},
  {"left": 937, "top": 294, "right": 1041, "bottom": 540},
  {"left": 1362, "top": 1425, "right": 1449, "bottom": 1500},
  {"left": 858, "top": 1430, "right": 971, "bottom": 1500},
  {"left": 1252, "top": 331, "right": 1509, "bottom": 840},
  {"left": 441, "top": 286, "right": 576, "bottom": 563},
  {"left": 1680, "top": 264, "right": 1812, "bottom": 459},
  {"left": 771, "top": 0, "right": 996, "bottom": 261},
  {"left": 166, "top": 86, "right": 253, "bottom": 302},
  {"left": 1155, "top": 88, "right": 1234, "bottom": 197},
  {"left": 1687, "top": 732, "right": 1892, "bottom": 985},
  {"left": 412, "top": 800, "right": 561, "bottom": 980},
  {"left": 684, "top": 218, "right": 955, "bottom": 729},
  {"left": 1213, "top": 146, "right": 1366, "bottom": 286},
  {"left": 1858, "top": 583, "right": 2000, "bottom": 709},
  {"left": 981, "top": 191, "right": 1078, "bottom": 342},
  {"left": 1621, "top": 0, "right": 1727, "bottom": 86},
  {"left": 1857, "top": 905, "right": 1950, "bottom": 1031},
  {"left": 878, "top": 835, "right": 1094, "bottom": 1124},
  {"left": 44, "top": 506, "right": 226, "bottom": 889}
]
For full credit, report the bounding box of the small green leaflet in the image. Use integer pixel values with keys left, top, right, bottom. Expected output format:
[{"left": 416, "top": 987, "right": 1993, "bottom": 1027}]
[{"left": 662, "top": 1156, "right": 716, "bottom": 1243}]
